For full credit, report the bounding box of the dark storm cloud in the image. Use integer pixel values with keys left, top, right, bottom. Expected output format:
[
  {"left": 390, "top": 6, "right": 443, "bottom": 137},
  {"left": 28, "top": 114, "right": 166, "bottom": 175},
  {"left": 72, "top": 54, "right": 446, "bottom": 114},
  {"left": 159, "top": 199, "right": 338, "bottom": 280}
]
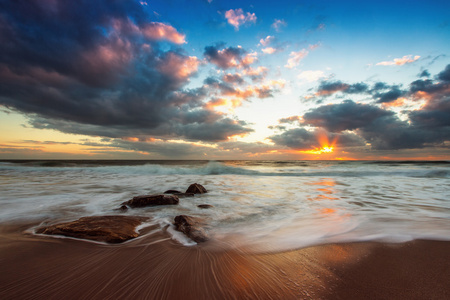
[
  {"left": 0, "top": 0, "right": 251, "bottom": 142},
  {"left": 409, "top": 96, "right": 450, "bottom": 129},
  {"left": 300, "top": 98, "right": 449, "bottom": 150},
  {"left": 269, "top": 128, "right": 365, "bottom": 150},
  {"left": 419, "top": 70, "right": 431, "bottom": 78},
  {"left": 315, "top": 81, "right": 349, "bottom": 95},
  {"left": 373, "top": 85, "right": 407, "bottom": 103},
  {"left": 289, "top": 64, "right": 450, "bottom": 151},
  {"left": 302, "top": 100, "right": 394, "bottom": 132},
  {"left": 315, "top": 81, "right": 369, "bottom": 96},
  {"left": 311, "top": 79, "right": 409, "bottom": 104},
  {"left": 174, "top": 118, "right": 253, "bottom": 142},
  {"left": 345, "top": 82, "right": 369, "bottom": 94},
  {"left": 437, "top": 64, "right": 450, "bottom": 82}
]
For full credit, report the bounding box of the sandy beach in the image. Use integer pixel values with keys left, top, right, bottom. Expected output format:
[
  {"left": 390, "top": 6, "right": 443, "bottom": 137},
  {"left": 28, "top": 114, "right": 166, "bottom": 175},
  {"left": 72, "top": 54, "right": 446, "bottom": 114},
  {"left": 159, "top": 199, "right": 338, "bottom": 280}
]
[{"left": 1, "top": 223, "right": 449, "bottom": 300}]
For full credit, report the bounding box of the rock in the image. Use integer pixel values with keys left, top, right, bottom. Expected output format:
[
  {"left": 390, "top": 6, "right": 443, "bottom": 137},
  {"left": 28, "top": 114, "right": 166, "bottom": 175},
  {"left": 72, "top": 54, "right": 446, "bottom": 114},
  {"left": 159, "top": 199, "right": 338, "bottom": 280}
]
[
  {"left": 122, "top": 194, "right": 179, "bottom": 208},
  {"left": 164, "top": 190, "right": 182, "bottom": 194},
  {"left": 185, "top": 183, "right": 207, "bottom": 194},
  {"left": 114, "top": 205, "right": 128, "bottom": 212},
  {"left": 174, "top": 215, "right": 209, "bottom": 243},
  {"left": 197, "top": 204, "right": 213, "bottom": 209},
  {"left": 35, "top": 215, "right": 148, "bottom": 244}
]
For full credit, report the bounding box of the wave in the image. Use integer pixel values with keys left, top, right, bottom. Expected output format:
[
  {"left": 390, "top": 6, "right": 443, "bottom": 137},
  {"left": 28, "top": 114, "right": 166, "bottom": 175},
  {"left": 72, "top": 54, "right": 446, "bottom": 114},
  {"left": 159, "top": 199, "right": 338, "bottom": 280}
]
[{"left": 1, "top": 160, "right": 449, "bottom": 178}]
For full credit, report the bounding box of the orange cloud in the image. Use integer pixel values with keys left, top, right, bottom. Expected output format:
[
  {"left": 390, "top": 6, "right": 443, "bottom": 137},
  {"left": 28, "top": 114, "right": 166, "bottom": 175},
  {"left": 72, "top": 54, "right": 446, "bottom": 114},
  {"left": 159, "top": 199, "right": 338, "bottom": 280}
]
[
  {"left": 240, "top": 52, "right": 258, "bottom": 67},
  {"left": 262, "top": 47, "right": 277, "bottom": 54},
  {"left": 242, "top": 66, "right": 268, "bottom": 77},
  {"left": 376, "top": 55, "right": 420, "bottom": 66},
  {"left": 158, "top": 53, "right": 199, "bottom": 80},
  {"left": 142, "top": 22, "right": 186, "bottom": 44},
  {"left": 381, "top": 97, "right": 408, "bottom": 108}
]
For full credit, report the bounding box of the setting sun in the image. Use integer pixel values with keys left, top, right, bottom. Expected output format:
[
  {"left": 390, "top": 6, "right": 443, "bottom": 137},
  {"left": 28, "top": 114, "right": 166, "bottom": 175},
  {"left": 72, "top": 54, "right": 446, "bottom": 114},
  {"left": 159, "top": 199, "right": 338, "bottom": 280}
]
[{"left": 301, "top": 130, "right": 337, "bottom": 155}]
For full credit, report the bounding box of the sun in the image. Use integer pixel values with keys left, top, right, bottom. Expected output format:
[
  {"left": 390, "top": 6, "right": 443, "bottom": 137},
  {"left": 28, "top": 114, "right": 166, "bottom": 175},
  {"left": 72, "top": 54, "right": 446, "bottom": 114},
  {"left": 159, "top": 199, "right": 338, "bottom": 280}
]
[
  {"left": 301, "top": 130, "right": 337, "bottom": 155},
  {"left": 302, "top": 146, "right": 334, "bottom": 155}
]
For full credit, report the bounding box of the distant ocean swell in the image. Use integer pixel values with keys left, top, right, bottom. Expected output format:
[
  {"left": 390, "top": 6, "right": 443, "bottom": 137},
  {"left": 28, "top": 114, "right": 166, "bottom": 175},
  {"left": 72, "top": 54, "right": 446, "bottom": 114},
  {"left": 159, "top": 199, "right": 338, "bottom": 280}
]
[{"left": 1, "top": 160, "right": 449, "bottom": 178}]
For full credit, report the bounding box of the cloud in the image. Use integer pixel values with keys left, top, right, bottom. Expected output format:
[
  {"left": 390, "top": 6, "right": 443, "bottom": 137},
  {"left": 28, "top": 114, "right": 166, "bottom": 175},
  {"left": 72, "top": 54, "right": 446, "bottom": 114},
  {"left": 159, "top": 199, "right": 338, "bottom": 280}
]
[
  {"left": 259, "top": 36, "right": 274, "bottom": 47},
  {"left": 262, "top": 47, "right": 277, "bottom": 54},
  {"left": 313, "top": 81, "right": 351, "bottom": 96},
  {"left": 298, "top": 70, "right": 325, "bottom": 82},
  {"left": 285, "top": 49, "right": 309, "bottom": 69},
  {"left": 373, "top": 85, "right": 407, "bottom": 103},
  {"left": 307, "top": 80, "right": 408, "bottom": 101},
  {"left": 376, "top": 55, "right": 420, "bottom": 66},
  {"left": 242, "top": 66, "right": 268, "bottom": 82},
  {"left": 293, "top": 64, "right": 450, "bottom": 150},
  {"left": 0, "top": 0, "right": 252, "bottom": 143},
  {"left": 270, "top": 128, "right": 365, "bottom": 150},
  {"left": 437, "top": 64, "right": 450, "bottom": 82},
  {"left": 419, "top": 70, "right": 431, "bottom": 78},
  {"left": 224, "top": 8, "right": 256, "bottom": 30},
  {"left": 203, "top": 45, "right": 257, "bottom": 69},
  {"left": 302, "top": 100, "right": 394, "bottom": 132},
  {"left": 278, "top": 116, "right": 301, "bottom": 124},
  {"left": 222, "top": 73, "right": 245, "bottom": 84},
  {"left": 272, "top": 19, "right": 287, "bottom": 31},
  {"left": 157, "top": 52, "right": 200, "bottom": 80},
  {"left": 141, "top": 22, "right": 186, "bottom": 44}
]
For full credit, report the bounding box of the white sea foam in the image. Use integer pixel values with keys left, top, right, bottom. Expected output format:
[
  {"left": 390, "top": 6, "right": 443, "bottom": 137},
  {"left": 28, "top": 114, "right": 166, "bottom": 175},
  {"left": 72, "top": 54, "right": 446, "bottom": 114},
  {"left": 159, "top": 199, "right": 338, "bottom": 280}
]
[{"left": 1, "top": 160, "right": 449, "bottom": 250}]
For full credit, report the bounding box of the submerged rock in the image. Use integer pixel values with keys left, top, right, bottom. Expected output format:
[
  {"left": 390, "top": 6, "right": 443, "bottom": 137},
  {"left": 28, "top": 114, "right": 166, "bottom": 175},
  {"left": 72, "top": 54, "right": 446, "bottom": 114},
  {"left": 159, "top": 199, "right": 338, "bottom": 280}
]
[
  {"left": 164, "top": 190, "right": 182, "bottom": 194},
  {"left": 122, "top": 194, "right": 179, "bottom": 208},
  {"left": 185, "top": 183, "right": 207, "bottom": 194},
  {"left": 174, "top": 215, "right": 209, "bottom": 243},
  {"left": 36, "top": 215, "right": 148, "bottom": 244},
  {"left": 197, "top": 204, "right": 213, "bottom": 209}
]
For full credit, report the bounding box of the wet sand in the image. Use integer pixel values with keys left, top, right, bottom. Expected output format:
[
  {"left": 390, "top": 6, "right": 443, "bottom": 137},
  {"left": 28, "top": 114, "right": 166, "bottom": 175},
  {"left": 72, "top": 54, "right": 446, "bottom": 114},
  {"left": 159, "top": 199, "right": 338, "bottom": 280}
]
[{"left": 1, "top": 223, "right": 449, "bottom": 299}]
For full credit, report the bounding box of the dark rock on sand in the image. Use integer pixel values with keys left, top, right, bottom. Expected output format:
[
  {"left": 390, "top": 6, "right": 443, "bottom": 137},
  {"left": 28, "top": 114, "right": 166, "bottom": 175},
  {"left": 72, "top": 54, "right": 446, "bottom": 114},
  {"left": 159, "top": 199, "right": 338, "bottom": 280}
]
[
  {"left": 36, "top": 215, "right": 148, "bottom": 243},
  {"left": 122, "top": 194, "right": 179, "bottom": 208},
  {"left": 174, "top": 215, "right": 208, "bottom": 243},
  {"left": 185, "top": 183, "right": 207, "bottom": 194},
  {"left": 198, "top": 204, "right": 213, "bottom": 209}
]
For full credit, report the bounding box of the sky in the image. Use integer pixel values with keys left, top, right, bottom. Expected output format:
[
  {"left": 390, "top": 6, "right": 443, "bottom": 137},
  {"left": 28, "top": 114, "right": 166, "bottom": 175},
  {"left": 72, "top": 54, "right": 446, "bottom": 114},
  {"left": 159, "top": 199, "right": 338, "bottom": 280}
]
[{"left": 0, "top": 0, "right": 449, "bottom": 160}]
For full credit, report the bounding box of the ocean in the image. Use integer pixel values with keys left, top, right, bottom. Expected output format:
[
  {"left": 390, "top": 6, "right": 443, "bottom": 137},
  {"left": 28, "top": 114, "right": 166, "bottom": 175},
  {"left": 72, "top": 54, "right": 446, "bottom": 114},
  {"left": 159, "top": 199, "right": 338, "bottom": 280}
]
[{"left": 1, "top": 160, "right": 449, "bottom": 251}]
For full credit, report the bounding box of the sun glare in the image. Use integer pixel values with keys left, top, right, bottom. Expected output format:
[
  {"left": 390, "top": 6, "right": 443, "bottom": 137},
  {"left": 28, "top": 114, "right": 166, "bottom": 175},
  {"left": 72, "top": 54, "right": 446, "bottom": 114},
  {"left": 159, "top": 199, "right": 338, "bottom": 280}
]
[{"left": 301, "top": 130, "right": 337, "bottom": 155}]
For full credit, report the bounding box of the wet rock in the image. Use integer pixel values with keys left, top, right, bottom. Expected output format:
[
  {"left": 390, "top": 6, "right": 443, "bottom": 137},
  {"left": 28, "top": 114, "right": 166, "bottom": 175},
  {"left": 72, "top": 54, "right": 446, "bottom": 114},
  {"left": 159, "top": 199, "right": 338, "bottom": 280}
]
[
  {"left": 174, "top": 215, "right": 208, "bottom": 243},
  {"left": 36, "top": 215, "right": 148, "bottom": 244},
  {"left": 185, "top": 183, "right": 207, "bottom": 194},
  {"left": 164, "top": 190, "right": 182, "bottom": 194},
  {"left": 197, "top": 204, "right": 213, "bottom": 209},
  {"left": 114, "top": 205, "right": 128, "bottom": 212},
  {"left": 122, "top": 194, "right": 179, "bottom": 208}
]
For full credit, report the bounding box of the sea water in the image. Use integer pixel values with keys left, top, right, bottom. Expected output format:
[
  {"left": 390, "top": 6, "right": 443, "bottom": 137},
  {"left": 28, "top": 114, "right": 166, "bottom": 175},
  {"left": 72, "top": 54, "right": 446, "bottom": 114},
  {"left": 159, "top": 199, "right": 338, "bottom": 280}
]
[{"left": 1, "top": 160, "right": 449, "bottom": 251}]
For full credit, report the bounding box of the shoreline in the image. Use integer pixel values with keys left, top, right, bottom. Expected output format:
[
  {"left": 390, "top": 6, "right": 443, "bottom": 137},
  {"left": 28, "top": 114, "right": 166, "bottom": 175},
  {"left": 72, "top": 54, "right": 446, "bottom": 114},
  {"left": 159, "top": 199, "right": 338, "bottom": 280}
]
[{"left": 1, "top": 224, "right": 449, "bottom": 299}]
